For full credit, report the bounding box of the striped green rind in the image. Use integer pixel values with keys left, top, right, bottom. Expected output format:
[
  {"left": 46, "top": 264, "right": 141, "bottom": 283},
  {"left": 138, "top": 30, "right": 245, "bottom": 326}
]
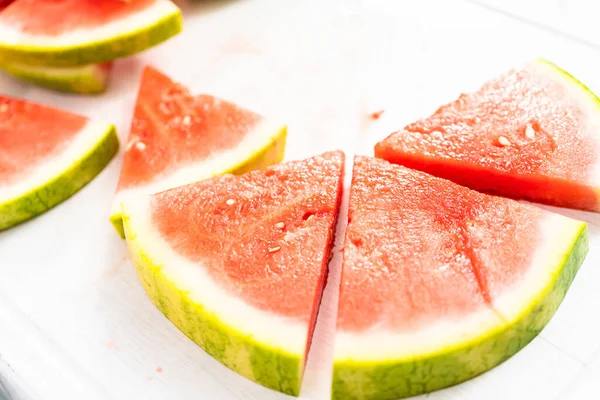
[
  {"left": 332, "top": 223, "right": 588, "bottom": 400},
  {"left": 0, "top": 8, "right": 182, "bottom": 67},
  {"left": 122, "top": 209, "right": 303, "bottom": 395},
  {"left": 0, "top": 125, "right": 119, "bottom": 231},
  {"left": 110, "top": 125, "right": 287, "bottom": 239},
  {"left": 0, "top": 63, "right": 110, "bottom": 94}
]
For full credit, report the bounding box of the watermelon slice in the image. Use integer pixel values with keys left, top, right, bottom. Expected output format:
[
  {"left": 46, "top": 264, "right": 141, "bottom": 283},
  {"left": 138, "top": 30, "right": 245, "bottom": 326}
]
[
  {"left": 0, "top": 0, "right": 182, "bottom": 67},
  {"left": 0, "top": 1, "right": 111, "bottom": 94},
  {"left": 375, "top": 59, "right": 600, "bottom": 212},
  {"left": 0, "top": 95, "right": 119, "bottom": 230},
  {"left": 121, "top": 151, "right": 344, "bottom": 395},
  {"left": 0, "top": 62, "right": 112, "bottom": 94},
  {"left": 110, "top": 66, "right": 287, "bottom": 238},
  {"left": 332, "top": 156, "right": 588, "bottom": 400}
]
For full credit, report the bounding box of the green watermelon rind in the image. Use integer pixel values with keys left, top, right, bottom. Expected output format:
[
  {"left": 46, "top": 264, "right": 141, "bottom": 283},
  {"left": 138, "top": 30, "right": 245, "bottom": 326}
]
[
  {"left": 534, "top": 58, "right": 600, "bottom": 108},
  {"left": 0, "top": 62, "right": 109, "bottom": 94},
  {"left": 332, "top": 223, "right": 588, "bottom": 400},
  {"left": 110, "top": 125, "right": 288, "bottom": 239},
  {"left": 0, "top": 7, "right": 182, "bottom": 67},
  {"left": 121, "top": 211, "right": 303, "bottom": 396},
  {"left": 0, "top": 124, "right": 119, "bottom": 231}
]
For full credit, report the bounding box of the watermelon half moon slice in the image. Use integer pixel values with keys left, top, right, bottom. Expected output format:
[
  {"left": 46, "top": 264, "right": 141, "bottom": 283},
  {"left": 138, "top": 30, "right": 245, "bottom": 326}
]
[
  {"left": 0, "top": 95, "right": 119, "bottom": 230},
  {"left": 121, "top": 151, "right": 344, "bottom": 395},
  {"left": 110, "top": 66, "right": 287, "bottom": 238},
  {"left": 0, "top": 62, "right": 112, "bottom": 94},
  {"left": 375, "top": 59, "right": 600, "bottom": 212},
  {"left": 333, "top": 156, "right": 588, "bottom": 400},
  {"left": 0, "top": 0, "right": 182, "bottom": 67}
]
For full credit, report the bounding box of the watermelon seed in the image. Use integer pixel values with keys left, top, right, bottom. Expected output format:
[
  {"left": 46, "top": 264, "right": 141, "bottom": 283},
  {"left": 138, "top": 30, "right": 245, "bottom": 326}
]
[
  {"left": 275, "top": 222, "right": 285, "bottom": 229},
  {"left": 182, "top": 115, "right": 191, "bottom": 126},
  {"left": 525, "top": 124, "right": 535, "bottom": 139},
  {"left": 135, "top": 142, "right": 146, "bottom": 151},
  {"left": 498, "top": 136, "right": 511, "bottom": 146},
  {"left": 226, "top": 199, "right": 236, "bottom": 206},
  {"left": 268, "top": 246, "right": 281, "bottom": 253}
]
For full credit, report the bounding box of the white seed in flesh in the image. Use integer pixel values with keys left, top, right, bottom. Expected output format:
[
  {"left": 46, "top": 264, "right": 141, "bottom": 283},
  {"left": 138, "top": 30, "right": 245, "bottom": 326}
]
[{"left": 498, "top": 136, "right": 511, "bottom": 146}]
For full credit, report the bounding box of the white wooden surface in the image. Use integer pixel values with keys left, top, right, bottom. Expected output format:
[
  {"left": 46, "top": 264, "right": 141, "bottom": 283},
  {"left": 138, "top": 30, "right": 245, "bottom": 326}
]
[{"left": 1, "top": 1, "right": 600, "bottom": 399}]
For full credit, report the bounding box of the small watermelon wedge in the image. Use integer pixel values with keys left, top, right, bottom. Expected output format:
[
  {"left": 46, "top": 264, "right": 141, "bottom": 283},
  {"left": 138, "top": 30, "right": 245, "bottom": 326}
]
[
  {"left": 110, "top": 66, "right": 287, "bottom": 238},
  {"left": 0, "top": 0, "right": 182, "bottom": 67},
  {"left": 375, "top": 59, "right": 600, "bottom": 212},
  {"left": 332, "top": 156, "right": 588, "bottom": 400},
  {"left": 122, "top": 151, "right": 344, "bottom": 395},
  {"left": 0, "top": 95, "right": 119, "bottom": 230},
  {"left": 0, "top": 62, "right": 112, "bottom": 94}
]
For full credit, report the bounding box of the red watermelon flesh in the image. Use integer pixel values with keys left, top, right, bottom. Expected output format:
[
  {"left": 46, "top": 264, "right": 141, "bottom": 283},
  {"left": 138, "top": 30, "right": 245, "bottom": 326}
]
[
  {"left": 0, "top": 0, "right": 156, "bottom": 36},
  {"left": 151, "top": 151, "right": 344, "bottom": 323},
  {"left": 0, "top": 95, "right": 87, "bottom": 185},
  {"left": 338, "top": 156, "right": 545, "bottom": 333},
  {"left": 375, "top": 59, "right": 600, "bottom": 212},
  {"left": 117, "top": 66, "right": 263, "bottom": 191}
]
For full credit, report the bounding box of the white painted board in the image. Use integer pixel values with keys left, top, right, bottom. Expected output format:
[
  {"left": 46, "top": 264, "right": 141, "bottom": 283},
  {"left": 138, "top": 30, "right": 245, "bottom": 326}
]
[{"left": 1, "top": 1, "right": 599, "bottom": 399}]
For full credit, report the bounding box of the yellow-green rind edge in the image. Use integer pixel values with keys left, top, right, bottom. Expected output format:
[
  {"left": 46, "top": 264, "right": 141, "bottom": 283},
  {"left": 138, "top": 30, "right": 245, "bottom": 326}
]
[
  {"left": 0, "top": 63, "right": 109, "bottom": 94},
  {"left": 121, "top": 199, "right": 303, "bottom": 396},
  {"left": 0, "top": 8, "right": 182, "bottom": 67},
  {"left": 0, "top": 124, "right": 119, "bottom": 231},
  {"left": 332, "top": 223, "right": 588, "bottom": 400},
  {"left": 110, "top": 125, "right": 287, "bottom": 239},
  {"left": 535, "top": 58, "right": 600, "bottom": 107}
]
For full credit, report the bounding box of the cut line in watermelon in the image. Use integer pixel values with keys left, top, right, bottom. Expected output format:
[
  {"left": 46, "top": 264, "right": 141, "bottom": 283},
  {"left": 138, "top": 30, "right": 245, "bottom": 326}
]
[
  {"left": 0, "top": 0, "right": 182, "bottom": 67},
  {"left": 375, "top": 59, "right": 600, "bottom": 213},
  {"left": 332, "top": 156, "right": 588, "bottom": 400},
  {"left": 110, "top": 66, "right": 287, "bottom": 238},
  {"left": 121, "top": 151, "right": 345, "bottom": 395},
  {"left": 0, "top": 62, "right": 112, "bottom": 94},
  {"left": 0, "top": 95, "right": 119, "bottom": 230}
]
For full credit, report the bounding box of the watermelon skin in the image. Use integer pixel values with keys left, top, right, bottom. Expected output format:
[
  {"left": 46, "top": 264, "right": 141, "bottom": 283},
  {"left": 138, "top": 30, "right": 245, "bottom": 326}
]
[
  {"left": 0, "top": 124, "right": 118, "bottom": 230},
  {"left": 122, "top": 221, "right": 303, "bottom": 395},
  {"left": 0, "top": 62, "right": 111, "bottom": 94},
  {"left": 0, "top": 2, "right": 182, "bottom": 67},
  {"left": 332, "top": 227, "right": 587, "bottom": 400},
  {"left": 375, "top": 59, "right": 600, "bottom": 213}
]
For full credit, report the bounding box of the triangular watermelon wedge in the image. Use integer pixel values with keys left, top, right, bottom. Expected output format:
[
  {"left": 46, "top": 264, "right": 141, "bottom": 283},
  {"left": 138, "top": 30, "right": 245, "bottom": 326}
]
[
  {"left": 333, "top": 156, "right": 588, "bottom": 400},
  {"left": 121, "top": 151, "right": 344, "bottom": 395},
  {"left": 0, "top": 0, "right": 182, "bottom": 67},
  {"left": 110, "top": 66, "right": 287, "bottom": 238},
  {"left": 0, "top": 95, "right": 119, "bottom": 230},
  {"left": 375, "top": 59, "right": 600, "bottom": 212},
  {"left": 0, "top": 62, "right": 112, "bottom": 94}
]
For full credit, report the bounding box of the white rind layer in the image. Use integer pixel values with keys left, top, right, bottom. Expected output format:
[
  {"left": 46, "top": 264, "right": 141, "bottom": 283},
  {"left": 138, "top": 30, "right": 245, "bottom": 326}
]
[
  {"left": 0, "top": 120, "right": 114, "bottom": 203},
  {"left": 492, "top": 212, "right": 584, "bottom": 323},
  {"left": 0, "top": 0, "right": 178, "bottom": 48},
  {"left": 111, "top": 118, "right": 285, "bottom": 218},
  {"left": 531, "top": 60, "right": 600, "bottom": 189},
  {"left": 334, "top": 212, "right": 583, "bottom": 362},
  {"left": 122, "top": 195, "right": 308, "bottom": 356}
]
